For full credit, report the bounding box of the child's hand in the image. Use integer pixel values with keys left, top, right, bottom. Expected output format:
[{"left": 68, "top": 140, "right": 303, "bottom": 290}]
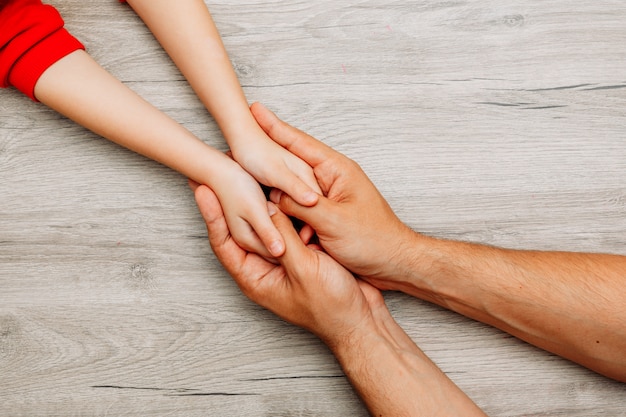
[
  {"left": 231, "top": 128, "right": 322, "bottom": 207},
  {"left": 198, "top": 164, "right": 286, "bottom": 259}
]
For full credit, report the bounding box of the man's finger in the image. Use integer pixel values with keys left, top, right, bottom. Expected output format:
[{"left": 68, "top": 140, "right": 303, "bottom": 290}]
[
  {"left": 194, "top": 184, "right": 225, "bottom": 231},
  {"left": 271, "top": 190, "right": 339, "bottom": 237},
  {"left": 272, "top": 170, "right": 319, "bottom": 207},
  {"left": 188, "top": 178, "right": 200, "bottom": 192},
  {"left": 299, "top": 224, "right": 316, "bottom": 245},
  {"left": 250, "top": 102, "right": 333, "bottom": 168},
  {"left": 268, "top": 202, "right": 313, "bottom": 272},
  {"left": 193, "top": 184, "right": 243, "bottom": 270}
]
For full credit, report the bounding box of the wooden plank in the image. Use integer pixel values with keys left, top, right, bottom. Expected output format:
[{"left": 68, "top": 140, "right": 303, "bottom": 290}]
[{"left": 1, "top": 0, "right": 625, "bottom": 415}]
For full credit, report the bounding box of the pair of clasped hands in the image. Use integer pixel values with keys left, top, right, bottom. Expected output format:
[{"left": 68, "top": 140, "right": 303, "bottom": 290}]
[
  {"left": 191, "top": 102, "right": 411, "bottom": 348},
  {"left": 192, "top": 103, "right": 492, "bottom": 415}
]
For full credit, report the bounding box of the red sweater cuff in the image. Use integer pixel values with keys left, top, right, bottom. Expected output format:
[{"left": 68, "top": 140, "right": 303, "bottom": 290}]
[{"left": 9, "top": 27, "right": 84, "bottom": 101}]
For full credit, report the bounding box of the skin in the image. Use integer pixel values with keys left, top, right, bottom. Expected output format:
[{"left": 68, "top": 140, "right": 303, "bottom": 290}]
[
  {"left": 124, "top": 0, "right": 321, "bottom": 203},
  {"left": 250, "top": 102, "right": 626, "bottom": 382},
  {"left": 192, "top": 181, "right": 487, "bottom": 417},
  {"left": 33, "top": 0, "right": 322, "bottom": 258},
  {"left": 34, "top": 50, "right": 282, "bottom": 258}
]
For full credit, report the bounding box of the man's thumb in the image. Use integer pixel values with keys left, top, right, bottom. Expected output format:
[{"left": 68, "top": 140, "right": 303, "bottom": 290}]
[
  {"left": 268, "top": 202, "right": 311, "bottom": 269},
  {"left": 272, "top": 189, "right": 334, "bottom": 232}
]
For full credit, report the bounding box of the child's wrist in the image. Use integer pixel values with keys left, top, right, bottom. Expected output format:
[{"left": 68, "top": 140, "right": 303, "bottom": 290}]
[
  {"left": 223, "top": 122, "right": 268, "bottom": 150},
  {"left": 196, "top": 149, "right": 243, "bottom": 190}
]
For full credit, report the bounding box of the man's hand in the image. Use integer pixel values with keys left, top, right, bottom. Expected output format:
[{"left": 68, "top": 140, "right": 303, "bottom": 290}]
[
  {"left": 251, "top": 102, "right": 420, "bottom": 289},
  {"left": 192, "top": 181, "right": 376, "bottom": 346},
  {"left": 192, "top": 180, "right": 487, "bottom": 416},
  {"left": 249, "top": 106, "right": 626, "bottom": 383}
]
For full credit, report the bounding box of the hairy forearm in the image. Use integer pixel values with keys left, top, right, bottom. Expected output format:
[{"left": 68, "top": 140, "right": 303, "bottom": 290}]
[
  {"left": 126, "top": 0, "right": 260, "bottom": 146},
  {"left": 330, "top": 309, "right": 486, "bottom": 417},
  {"left": 34, "top": 50, "right": 235, "bottom": 188},
  {"left": 393, "top": 234, "right": 626, "bottom": 381}
]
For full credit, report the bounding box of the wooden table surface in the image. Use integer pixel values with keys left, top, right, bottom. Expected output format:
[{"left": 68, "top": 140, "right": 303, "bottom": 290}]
[{"left": 1, "top": 1, "right": 625, "bottom": 415}]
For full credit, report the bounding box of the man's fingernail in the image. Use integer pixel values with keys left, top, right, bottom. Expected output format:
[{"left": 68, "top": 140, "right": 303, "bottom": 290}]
[
  {"left": 269, "top": 189, "right": 283, "bottom": 204},
  {"left": 303, "top": 191, "right": 318, "bottom": 204},
  {"left": 270, "top": 240, "right": 284, "bottom": 256}
]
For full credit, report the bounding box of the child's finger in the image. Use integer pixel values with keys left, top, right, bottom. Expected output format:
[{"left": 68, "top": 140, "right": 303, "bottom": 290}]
[
  {"left": 270, "top": 168, "right": 319, "bottom": 207},
  {"left": 245, "top": 203, "right": 286, "bottom": 257},
  {"left": 286, "top": 181, "right": 319, "bottom": 207}
]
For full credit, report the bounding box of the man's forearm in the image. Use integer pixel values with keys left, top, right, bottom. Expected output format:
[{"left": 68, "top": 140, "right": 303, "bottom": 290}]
[
  {"left": 330, "top": 307, "right": 486, "bottom": 417},
  {"left": 389, "top": 233, "right": 626, "bottom": 381},
  {"left": 126, "top": 0, "right": 261, "bottom": 145}
]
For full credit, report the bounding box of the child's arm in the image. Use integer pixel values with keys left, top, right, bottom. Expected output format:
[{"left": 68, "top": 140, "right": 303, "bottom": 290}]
[
  {"left": 34, "top": 49, "right": 285, "bottom": 257},
  {"left": 124, "top": 0, "right": 321, "bottom": 206}
]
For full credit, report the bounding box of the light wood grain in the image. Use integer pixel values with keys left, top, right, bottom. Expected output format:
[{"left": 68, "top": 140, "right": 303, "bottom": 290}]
[{"left": 1, "top": 1, "right": 625, "bottom": 416}]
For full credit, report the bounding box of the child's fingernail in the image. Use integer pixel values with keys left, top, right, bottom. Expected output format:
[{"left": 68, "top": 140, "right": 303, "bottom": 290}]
[
  {"left": 270, "top": 240, "right": 284, "bottom": 256},
  {"left": 267, "top": 202, "right": 277, "bottom": 216}
]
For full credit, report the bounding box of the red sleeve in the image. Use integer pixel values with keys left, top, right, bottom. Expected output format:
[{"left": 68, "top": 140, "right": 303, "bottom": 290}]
[{"left": 0, "top": 0, "right": 85, "bottom": 101}]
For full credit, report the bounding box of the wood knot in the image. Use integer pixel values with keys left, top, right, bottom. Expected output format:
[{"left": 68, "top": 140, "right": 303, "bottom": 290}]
[
  {"left": 128, "top": 263, "right": 156, "bottom": 290},
  {"left": 502, "top": 14, "right": 525, "bottom": 28}
]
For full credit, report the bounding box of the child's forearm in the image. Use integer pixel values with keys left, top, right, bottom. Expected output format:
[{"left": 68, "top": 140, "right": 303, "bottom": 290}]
[
  {"left": 125, "top": 0, "right": 261, "bottom": 149},
  {"left": 34, "top": 49, "right": 235, "bottom": 187},
  {"left": 34, "top": 49, "right": 289, "bottom": 258},
  {"left": 122, "top": 1, "right": 323, "bottom": 207}
]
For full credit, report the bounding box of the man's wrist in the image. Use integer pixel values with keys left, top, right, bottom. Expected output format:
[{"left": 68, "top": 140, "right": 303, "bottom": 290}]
[
  {"left": 372, "top": 226, "right": 435, "bottom": 293},
  {"left": 387, "top": 232, "right": 486, "bottom": 311},
  {"left": 328, "top": 301, "right": 413, "bottom": 367},
  {"left": 326, "top": 303, "right": 435, "bottom": 417},
  {"left": 327, "top": 290, "right": 487, "bottom": 417},
  {"left": 328, "top": 314, "right": 393, "bottom": 376},
  {"left": 370, "top": 226, "right": 469, "bottom": 312}
]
